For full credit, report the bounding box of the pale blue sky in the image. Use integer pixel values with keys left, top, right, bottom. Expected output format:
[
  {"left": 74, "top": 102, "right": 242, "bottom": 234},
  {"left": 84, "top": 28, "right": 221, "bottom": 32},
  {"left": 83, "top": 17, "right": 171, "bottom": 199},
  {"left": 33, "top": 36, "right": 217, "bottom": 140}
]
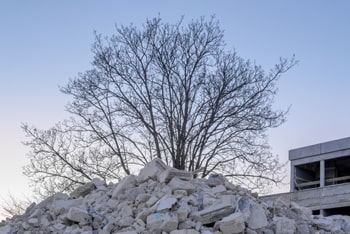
[{"left": 0, "top": 1, "right": 350, "bottom": 203}]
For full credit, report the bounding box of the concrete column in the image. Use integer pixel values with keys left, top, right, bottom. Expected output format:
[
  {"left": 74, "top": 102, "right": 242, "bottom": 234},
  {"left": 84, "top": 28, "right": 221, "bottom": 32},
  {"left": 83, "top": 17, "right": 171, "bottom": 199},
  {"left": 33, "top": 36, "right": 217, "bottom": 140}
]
[
  {"left": 320, "top": 160, "right": 325, "bottom": 188},
  {"left": 320, "top": 209, "right": 325, "bottom": 216},
  {"left": 290, "top": 164, "right": 295, "bottom": 192},
  {"left": 320, "top": 160, "right": 325, "bottom": 216}
]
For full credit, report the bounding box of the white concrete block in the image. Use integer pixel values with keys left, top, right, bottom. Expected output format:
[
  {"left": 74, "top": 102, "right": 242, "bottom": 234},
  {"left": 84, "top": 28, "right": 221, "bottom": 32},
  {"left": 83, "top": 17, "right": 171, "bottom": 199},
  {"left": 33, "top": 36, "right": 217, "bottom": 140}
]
[
  {"left": 146, "top": 213, "right": 165, "bottom": 230},
  {"left": 168, "top": 177, "right": 195, "bottom": 195},
  {"left": 178, "top": 220, "right": 196, "bottom": 229},
  {"left": 247, "top": 202, "right": 268, "bottom": 230},
  {"left": 174, "top": 189, "right": 188, "bottom": 198},
  {"left": 191, "top": 202, "right": 235, "bottom": 224},
  {"left": 274, "top": 217, "right": 295, "bottom": 234},
  {"left": 67, "top": 207, "right": 90, "bottom": 224},
  {"left": 53, "top": 223, "right": 66, "bottom": 230},
  {"left": 211, "top": 185, "right": 227, "bottom": 194},
  {"left": 158, "top": 167, "right": 193, "bottom": 183},
  {"left": 70, "top": 182, "right": 96, "bottom": 198},
  {"left": 206, "top": 174, "right": 225, "bottom": 187},
  {"left": 91, "top": 177, "right": 106, "bottom": 189},
  {"left": 118, "top": 216, "right": 134, "bottom": 227},
  {"left": 52, "top": 197, "right": 83, "bottom": 215},
  {"left": 177, "top": 204, "right": 190, "bottom": 222},
  {"left": 146, "top": 212, "right": 178, "bottom": 232},
  {"left": 156, "top": 196, "right": 177, "bottom": 212},
  {"left": 215, "top": 212, "right": 245, "bottom": 234},
  {"left": 0, "top": 225, "right": 11, "bottom": 234},
  {"left": 22, "top": 222, "right": 30, "bottom": 230},
  {"left": 146, "top": 196, "right": 159, "bottom": 207},
  {"left": 112, "top": 175, "right": 136, "bottom": 198},
  {"left": 138, "top": 158, "right": 168, "bottom": 182},
  {"left": 28, "top": 218, "right": 39, "bottom": 227},
  {"left": 135, "top": 193, "right": 151, "bottom": 205}
]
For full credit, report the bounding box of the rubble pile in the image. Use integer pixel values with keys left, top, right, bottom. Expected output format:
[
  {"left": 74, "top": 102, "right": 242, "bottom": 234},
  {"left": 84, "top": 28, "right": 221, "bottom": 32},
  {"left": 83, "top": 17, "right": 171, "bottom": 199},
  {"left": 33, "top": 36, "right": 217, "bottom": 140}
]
[{"left": 1, "top": 159, "right": 350, "bottom": 234}]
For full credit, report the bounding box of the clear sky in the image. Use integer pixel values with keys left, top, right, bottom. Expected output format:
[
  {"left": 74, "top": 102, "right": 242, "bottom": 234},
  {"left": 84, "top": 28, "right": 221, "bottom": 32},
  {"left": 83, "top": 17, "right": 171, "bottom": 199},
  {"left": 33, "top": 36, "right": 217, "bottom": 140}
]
[{"left": 1, "top": 0, "right": 350, "bottom": 207}]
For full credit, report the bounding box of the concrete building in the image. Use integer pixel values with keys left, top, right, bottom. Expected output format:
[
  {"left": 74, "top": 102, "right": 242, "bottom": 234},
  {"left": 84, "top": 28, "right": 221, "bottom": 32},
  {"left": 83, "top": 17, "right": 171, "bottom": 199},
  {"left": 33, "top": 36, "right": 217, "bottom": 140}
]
[{"left": 263, "top": 137, "right": 350, "bottom": 216}]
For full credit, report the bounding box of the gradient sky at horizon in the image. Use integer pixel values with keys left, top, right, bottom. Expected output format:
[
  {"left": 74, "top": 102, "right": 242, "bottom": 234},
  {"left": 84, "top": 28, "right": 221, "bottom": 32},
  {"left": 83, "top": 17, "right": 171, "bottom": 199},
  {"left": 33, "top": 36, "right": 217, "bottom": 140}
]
[{"left": 1, "top": 1, "right": 350, "bottom": 208}]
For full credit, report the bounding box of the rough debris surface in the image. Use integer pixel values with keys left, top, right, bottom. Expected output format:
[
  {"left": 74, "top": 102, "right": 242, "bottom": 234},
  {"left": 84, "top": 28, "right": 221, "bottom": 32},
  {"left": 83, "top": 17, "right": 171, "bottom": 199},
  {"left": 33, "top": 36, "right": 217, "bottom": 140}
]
[{"left": 1, "top": 159, "right": 350, "bottom": 234}]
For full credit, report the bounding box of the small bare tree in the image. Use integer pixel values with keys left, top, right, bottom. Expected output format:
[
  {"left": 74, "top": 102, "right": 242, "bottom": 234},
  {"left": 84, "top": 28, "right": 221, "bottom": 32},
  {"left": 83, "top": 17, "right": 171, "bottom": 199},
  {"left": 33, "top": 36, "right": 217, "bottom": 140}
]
[
  {"left": 0, "top": 193, "right": 32, "bottom": 219},
  {"left": 22, "top": 121, "right": 123, "bottom": 197},
  {"left": 23, "top": 16, "right": 295, "bottom": 196}
]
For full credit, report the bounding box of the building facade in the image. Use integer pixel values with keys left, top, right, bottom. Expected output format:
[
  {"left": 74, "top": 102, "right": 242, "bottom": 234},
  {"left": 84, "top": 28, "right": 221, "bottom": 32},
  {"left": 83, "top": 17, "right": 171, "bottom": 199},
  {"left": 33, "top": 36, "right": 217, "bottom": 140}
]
[{"left": 263, "top": 137, "right": 350, "bottom": 216}]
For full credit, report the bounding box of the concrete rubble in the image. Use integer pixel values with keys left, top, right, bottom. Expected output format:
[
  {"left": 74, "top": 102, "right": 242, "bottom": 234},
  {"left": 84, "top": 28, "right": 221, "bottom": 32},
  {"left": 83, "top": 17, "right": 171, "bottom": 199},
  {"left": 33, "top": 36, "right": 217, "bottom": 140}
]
[{"left": 1, "top": 158, "right": 350, "bottom": 233}]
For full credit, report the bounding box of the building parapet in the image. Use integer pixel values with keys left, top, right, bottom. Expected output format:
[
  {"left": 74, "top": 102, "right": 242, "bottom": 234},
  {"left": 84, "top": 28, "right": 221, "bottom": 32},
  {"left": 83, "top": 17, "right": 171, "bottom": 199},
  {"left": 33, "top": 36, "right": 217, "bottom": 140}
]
[
  {"left": 261, "top": 182, "right": 350, "bottom": 216},
  {"left": 289, "top": 137, "right": 350, "bottom": 161}
]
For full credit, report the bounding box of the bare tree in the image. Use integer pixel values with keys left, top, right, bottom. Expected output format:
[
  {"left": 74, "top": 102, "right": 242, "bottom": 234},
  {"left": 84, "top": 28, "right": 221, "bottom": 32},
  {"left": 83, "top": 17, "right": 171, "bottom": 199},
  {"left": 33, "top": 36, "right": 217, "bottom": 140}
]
[
  {"left": 22, "top": 121, "right": 123, "bottom": 197},
  {"left": 23, "top": 16, "right": 295, "bottom": 195},
  {"left": 0, "top": 193, "right": 32, "bottom": 219}
]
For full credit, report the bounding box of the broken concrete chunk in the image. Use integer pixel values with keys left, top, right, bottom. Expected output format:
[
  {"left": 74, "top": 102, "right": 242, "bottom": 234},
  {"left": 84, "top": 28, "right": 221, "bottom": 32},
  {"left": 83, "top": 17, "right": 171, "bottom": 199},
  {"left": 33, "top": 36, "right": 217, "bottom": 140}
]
[
  {"left": 178, "top": 220, "right": 196, "bottom": 229},
  {"left": 53, "top": 223, "right": 66, "bottom": 230},
  {"left": 159, "top": 184, "right": 173, "bottom": 196},
  {"left": 156, "top": 196, "right": 177, "bottom": 212},
  {"left": 170, "top": 229, "right": 201, "bottom": 234},
  {"left": 160, "top": 212, "right": 179, "bottom": 232},
  {"left": 237, "top": 195, "right": 251, "bottom": 216},
  {"left": 119, "top": 202, "right": 134, "bottom": 218},
  {"left": 168, "top": 177, "right": 195, "bottom": 195},
  {"left": 28, "top": 207, "right": 42, "bottom": 219},
  {"left": 203, "top": 193, "right": 223, "bottom": 208},
  {"left": 274, "top": 216, "right": 295, "bottom": 234},
  {"left": 35, "top": 192, "right": 67, "bottom": 210},
  {"left": 4, "top": 158, "right": 350, "bottom": 234},
  {"left": 214, "top": 212, "right": 245, "bottom": 234},
  {"left": 136, "top": 208, "right": 151, "bottom": 222},
  {"left": 135, "top": 193, "right": 151, "bottom": 205},
  {"left": 177, "top": 202, "right": 191, "bottom": 222},
  {"left": 40, "top": 217, "right": 50, "bottom": 227},
  {"left": 22, "top": 222, "right": 30, "bottom": 230},
  {"left": 219, "top": 195, "right": 236, "bottom": 207},
  {"left": 27, "top": 218, "right": 39, "bottom": 227},
  {"left": 206, "top": 173, "right": 225, "bottom": 187},
  {"left": 201, "top": 230, "right": 216, "bottom": 234},
  {"left": 270, "top": 196, "right": 291, "bottom": 218},
  {"left": 146, "top": 195, "right": 159, "bottom": 208},
  {"left": 295, "top": 221, "right": 310, "bottom": 234},
  {"left": 290, "top": 201, "right": 312, "bottom": 221},
  {"left": 125, "top": 187, "right": 146, "bottom": 201},
  {"left": 91, "top": 177, "right": 106, "bottom": 189},
  {"left": 115, "top": 231, "right": 138, "bottom": 234},
  {"left": 146, "top": 212, "right": 179, "bottom": 232},
  {"left": 247, "top": 201, "right": 268, "bottom": 230},
  {"left": 158, "top": 167, "right": 193, "bottom": 183},
  {"left": 100, "top": 215, "right": 116, "bottom": 234},
  {"left": 174, "top": 189, "right": 188, "bottom": 198},
  {"left": 134, "top": 218, "right": 146, "bottom": 227},
  {"left": 51, "top": 197, "right": 83, "bottom": 215},
  {"left": 70, "top": 182, "right": 96, "bottom": 198},
  {"left": 146, "top": 213, "right": 164, "bottom": 230},
  {"left": 0, "top": 225, "right": 12, "bottom": 234},
  {"left": 67, "top": 207, "right": 90, "bottom": 224},
  {"left": 133, "top": 219, "right": 146, "bottom": 233},
  {"left": 191, "top": 202, "right": 235, "bottom": 224},
  {"left": 137, "top": 158, "right": 168, "bottom": 182},
  {"left": 112, "top": 175, "right": 136, "bottom": 198},
  {"left": 211, "top": 184, "right": 227, "bottom": 194},
  {"left": 117, "top": 216, "right": 134, "bottom": 227}
]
